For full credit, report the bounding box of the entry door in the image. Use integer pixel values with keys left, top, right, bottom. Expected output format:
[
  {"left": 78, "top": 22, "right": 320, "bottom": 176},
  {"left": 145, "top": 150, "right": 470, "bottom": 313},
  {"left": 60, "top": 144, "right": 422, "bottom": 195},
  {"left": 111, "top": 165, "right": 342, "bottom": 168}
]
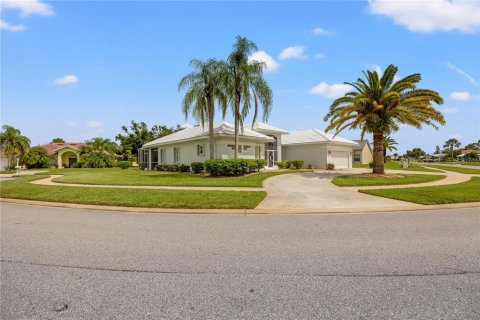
[{"left": 267, "top": 150, "right": 275, "bottom": 167}]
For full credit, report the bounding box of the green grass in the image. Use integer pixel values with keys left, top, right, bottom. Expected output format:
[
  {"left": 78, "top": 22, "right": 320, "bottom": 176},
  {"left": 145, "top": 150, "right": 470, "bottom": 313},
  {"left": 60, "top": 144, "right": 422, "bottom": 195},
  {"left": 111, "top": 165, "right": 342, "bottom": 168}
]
[
  {"left": 44, "top": 168, "right": 311, "bottom": 188},
  {"left": 352, "top": 162, "right": 440, "bottom": 172},
  {"left": 0, "top": 174, "right": 266, "bottom": 209},
  {"left": 361, "top": 177, "right": 480, "bottom": 204},
  {"left": 425, "top": 165, "right": 480, "bottom": 174},
  {"left": 332, "top": 173, "right": 445, "bottom": 187},
  {"left": 462, "top": 162, "right": 480, "bottom": 166}
]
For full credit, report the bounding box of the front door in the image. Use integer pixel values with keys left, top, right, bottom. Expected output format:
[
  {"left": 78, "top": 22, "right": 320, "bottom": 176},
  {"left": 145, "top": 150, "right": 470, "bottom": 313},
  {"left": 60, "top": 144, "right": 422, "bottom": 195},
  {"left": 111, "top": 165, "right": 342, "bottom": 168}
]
[{"left": 267, "top": 150, "right": 275, "bottom": 167}]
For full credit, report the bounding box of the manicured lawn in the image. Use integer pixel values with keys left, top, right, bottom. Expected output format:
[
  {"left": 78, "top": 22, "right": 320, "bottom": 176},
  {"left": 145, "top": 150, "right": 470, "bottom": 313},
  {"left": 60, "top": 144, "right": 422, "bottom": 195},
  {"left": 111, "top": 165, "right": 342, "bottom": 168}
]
[
  {"left": 45, "top": 168, "right": 311, "bottom": 188},
  {"left": 462, "top": 162, "right": 480, "bottom": 166},
  {"left": 352, "top": 162, "right": 440, "bottom": 172},
  {"left": 425, "top": 165, "right": 480, "bottom": 174},
  {"left": 332, "top": 173, "right": 445, "bottom": 187},
  {"left": 0, "top": 175, "right": 266, "bottom": 209},
  {"left": 360, "top": 177, "right": 480, "bottom": 204}
]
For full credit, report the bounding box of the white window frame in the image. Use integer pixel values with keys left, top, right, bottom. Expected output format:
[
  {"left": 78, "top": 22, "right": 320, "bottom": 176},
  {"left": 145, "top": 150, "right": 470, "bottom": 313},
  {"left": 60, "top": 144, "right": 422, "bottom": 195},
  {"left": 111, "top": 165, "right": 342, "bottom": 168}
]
[
  {"left": 237, "top": 145, "right": 243, "bottom": 153},
  {"left": 173, "top": 147, "right": 180, "bottom": 164},
  {"left": 197, "top": 144, "right": 205, "bottom": 156}
]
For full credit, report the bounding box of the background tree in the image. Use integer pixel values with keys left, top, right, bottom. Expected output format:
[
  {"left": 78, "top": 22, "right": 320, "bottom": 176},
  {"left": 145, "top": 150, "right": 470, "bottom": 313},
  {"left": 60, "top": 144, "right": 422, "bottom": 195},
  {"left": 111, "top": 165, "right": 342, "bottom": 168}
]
[
  {"left": 79, "top": 138, "right": 118, "bottom": 168},
  {"left": 0, "top": 125, "right": 31, "bottom": 168},
  {"left": 434, "top": 145, "right": 441, "bottom": 154},
  {"left": 179, "top": 59, "right": 227, "bottom": 159},
  {"left": 464, "top": 141, "right": 479, "bottom": 150},
  {"left": 115, "top": 121, "right": 181, "bottom": 159},
  {"left": 51, "top": 138, "right": 65, "bottom": 143},
  {"left": 443, "top": 138, "right": 461, "bottom": 160},
  {"left": 382, "top": 136, "right": 398, "bottom": 163},
  {"left": 404, "top": 148, "right": 426, "bottom": 160},
  {"left": 324, "top": 64, "right": 444, "bottom": 174},
  {"left": 25, "top": 147, "right": 49, "bottom": 168},
  {"left": 225, "top": 36, "right": 273, "bottom": 158}
]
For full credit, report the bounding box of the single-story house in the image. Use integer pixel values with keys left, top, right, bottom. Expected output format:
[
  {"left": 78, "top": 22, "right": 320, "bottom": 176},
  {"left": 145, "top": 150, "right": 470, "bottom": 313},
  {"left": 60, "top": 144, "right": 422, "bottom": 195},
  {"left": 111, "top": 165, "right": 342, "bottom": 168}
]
[
  {"left": 139, "top": 122, "right": 371, "bottom": 169},
  {"left": 352, "top": 140, "right": 373, "bottom": 165},
  {"left": 0, "top": 147, "right": 9, "bottom": 170},
  {"left": 457, "top": 149, "right": 479, "bottom": 161},
  {"left": 38, "top": 142, "right": 85, "bottom": 168}
]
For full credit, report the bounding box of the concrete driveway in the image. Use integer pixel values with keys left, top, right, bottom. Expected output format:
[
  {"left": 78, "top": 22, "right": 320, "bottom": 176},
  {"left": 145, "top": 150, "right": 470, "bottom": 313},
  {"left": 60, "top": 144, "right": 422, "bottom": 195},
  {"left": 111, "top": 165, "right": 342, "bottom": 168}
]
[{"left": 257, "top": 170, "right": 410, "bottom": 210}]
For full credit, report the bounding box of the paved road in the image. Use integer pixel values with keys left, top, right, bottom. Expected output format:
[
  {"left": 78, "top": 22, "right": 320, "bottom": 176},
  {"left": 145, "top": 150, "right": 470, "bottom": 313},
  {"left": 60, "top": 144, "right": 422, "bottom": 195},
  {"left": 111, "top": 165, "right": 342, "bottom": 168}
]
[{"left": 1, "top": 203, "right": 480, "bottom": 319}]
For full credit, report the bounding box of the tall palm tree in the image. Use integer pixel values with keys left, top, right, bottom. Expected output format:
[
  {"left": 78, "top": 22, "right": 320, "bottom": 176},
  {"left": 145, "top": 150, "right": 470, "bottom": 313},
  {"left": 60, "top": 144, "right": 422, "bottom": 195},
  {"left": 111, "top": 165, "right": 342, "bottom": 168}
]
[
  {"left": 382, "top": 136, "right": 398, "bottom": 163},
  {"left": 178, "top": 59, "right": 227, "bottom": 159},
  {"left": 225, "top": 36, "right": 272, "bottom": 158},
  {"left": 0, "top": 125, "right": 31, "bottom": 168},
  {"left": 324, "top": 64, "right": 445, "bottom": 174},
  {"left": 443, "top": 138, "right": 461, "bottom": 160}
]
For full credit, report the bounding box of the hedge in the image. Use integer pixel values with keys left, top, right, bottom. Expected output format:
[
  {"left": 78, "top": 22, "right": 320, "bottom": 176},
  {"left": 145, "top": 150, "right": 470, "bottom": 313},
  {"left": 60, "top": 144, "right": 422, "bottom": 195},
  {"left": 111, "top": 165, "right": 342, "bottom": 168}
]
[{"left": 204, "top": 159, "right": 266, "bottom": 176}]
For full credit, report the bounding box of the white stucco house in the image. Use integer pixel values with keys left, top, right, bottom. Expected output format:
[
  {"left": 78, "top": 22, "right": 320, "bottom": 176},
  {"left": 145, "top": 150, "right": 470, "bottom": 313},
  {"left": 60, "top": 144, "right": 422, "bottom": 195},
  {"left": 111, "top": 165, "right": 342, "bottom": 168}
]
[{"left": 139, "top": 122, "right": 369, "bottom": 169}]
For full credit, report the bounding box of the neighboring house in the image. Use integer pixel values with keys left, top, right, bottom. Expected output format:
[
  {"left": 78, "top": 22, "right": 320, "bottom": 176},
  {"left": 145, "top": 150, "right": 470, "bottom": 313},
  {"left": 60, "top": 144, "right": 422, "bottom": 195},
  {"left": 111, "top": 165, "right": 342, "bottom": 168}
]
[
  {"left": 352, "top": 140, "right": 373, "bottom": 165},
  {"left": 139, "top": 122, "right": 362, "bottom": 169},
  {"left": 0, "top": 147, "right": 9, "bottom": 170},
  {"left": 38, "top": 142, "right": 85, "bottom": 168},
  {"left": 457, "top": 149, "right": 479, "bottom": 161}
]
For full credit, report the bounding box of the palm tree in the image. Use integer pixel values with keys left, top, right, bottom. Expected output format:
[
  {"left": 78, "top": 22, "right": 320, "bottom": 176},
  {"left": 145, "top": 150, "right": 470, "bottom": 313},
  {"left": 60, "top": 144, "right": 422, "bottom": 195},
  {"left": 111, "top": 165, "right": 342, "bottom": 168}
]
[
  {"left": 382, "top": 136, "right": 398, "bottom": 163},
  {"left": 324, "top": 64, "right": 445, "bottom": 174},
  {"left": 0, "top": 125, "right": 31, "bottom": 169},
  {"left": 225, "top": 36, "right": 273, "bottom": 158},
  {"left": 443, "top": 138, "right": 461, "bottom": 160},
  {"left": 178, "top": 59, "right": 227, "bottom": 159}
]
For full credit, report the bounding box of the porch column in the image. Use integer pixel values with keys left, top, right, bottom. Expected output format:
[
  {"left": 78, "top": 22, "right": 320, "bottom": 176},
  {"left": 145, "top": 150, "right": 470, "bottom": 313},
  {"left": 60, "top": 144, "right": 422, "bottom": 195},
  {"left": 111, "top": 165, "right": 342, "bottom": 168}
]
[
  {"left": 57, "top": 153, "right": 62, "bottom": 168},
  {"left": 148, "top": 148, "right": 152, "bottom": 170}
]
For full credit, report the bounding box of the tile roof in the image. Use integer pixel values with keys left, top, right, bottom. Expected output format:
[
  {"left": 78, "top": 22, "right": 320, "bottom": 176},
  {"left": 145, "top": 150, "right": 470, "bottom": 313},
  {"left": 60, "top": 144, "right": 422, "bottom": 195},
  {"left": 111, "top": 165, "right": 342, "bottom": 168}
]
[
  {"left": 245, "top": 122, "right": 289, "bottom": 133},
  {"left": 281, "top": 129, "right": 357, "bottom": 146},
  {"left": 38, "top": 142, "right": 85, "bottom": 155},
  {"left": 353, "top": 139, "right": 371, "bottom": 150},
  {"left": 143, "top": 122, "right": 273, "bottom": 147}
]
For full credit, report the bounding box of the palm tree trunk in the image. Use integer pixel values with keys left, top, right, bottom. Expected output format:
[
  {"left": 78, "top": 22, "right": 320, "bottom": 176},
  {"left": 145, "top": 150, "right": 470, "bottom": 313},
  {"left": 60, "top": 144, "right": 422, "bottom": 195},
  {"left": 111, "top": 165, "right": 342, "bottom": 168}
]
[
  {"left": 208, "top": 99, "right": 215, "bottom": 160},
  {"left": 234, "top": 89, "right": 241, "bottom": 159},
  {"left": 383, "top": 148, "right": 387, "bottom": 163},
  {"left": 373, "top": 132, "right": 385, "bottom": 174}
]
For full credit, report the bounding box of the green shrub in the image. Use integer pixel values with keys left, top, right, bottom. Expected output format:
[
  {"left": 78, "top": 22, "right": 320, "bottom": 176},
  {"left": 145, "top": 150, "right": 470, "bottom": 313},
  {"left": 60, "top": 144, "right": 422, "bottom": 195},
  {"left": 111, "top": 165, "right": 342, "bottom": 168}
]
[
  {"left": 284, "top": 161, "right": 291, "bottom": 169},
  {"left": 139, "top": 163, "right": 146, "bottom": 170},
  {"left": 326, "top": 163, "right": 335, "bottom": 170},
  {"left": 169, "top": 164, "right": 179, "bottom": 172},
  {"left": 25, "top": 147, "right": 49, "bottom": 169},
  {"left": 276, "top": 161, "right": 287, "bottom": 169},
  {"left": 191, "top": 162, "right": 204, "bottom": 174},
  {"left": 204, "top": 159, "right": 261, "bottom": 176},
  {"left": 291, "top": 159, "right": 304, "bottom": 169},
  {"left": 178, "top": 164, "right": 190, "bottom": 172},
  {"left": 368, "top": 162, "right": 374, "bottom": 168},
  {"left": 117, "top": 161, "right": 131, "bottom": 169},
  {"left": 255, "top": 159, "right": 267, "bottom": 171}
]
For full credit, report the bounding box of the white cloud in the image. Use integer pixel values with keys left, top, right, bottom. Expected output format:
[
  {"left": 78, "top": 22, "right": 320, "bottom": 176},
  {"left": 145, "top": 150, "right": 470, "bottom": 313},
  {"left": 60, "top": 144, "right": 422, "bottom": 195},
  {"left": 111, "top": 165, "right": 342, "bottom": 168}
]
[
  {"left": 279, "top": 46, "right": 307, "bottom": 60},
  {"left": 66, "top": 121, "right": 77, "bottom": 127},
  {"left": 446, "top": 62, "right": 480, "bottom": 86},
  {"left": 87, "top": 120, "right": 102, "bottom": 129},
  {"left": 369, "top": 64, "right": 382, "bottom": 74},
  {"left": 449, "top": 91, "right": 471, "bottom": 101},
  {"left": 369, "top": 0, "right": 480, "bottom": 33},
  {"left": 311, "top": 27, "right": 334, "bottom": 36},
  {"left": 248, "top": 51, "right": 279, "bottom": 73},
  {"left": 0, "top": 0, "right": 54, "bottom": 16},
  {"left": 314, "top": 53, "right": 325, "bottom": 59},
  {"left": 0, "top": 19, "right": 26, "bottom": 31},
  {"left": 443, "top": 107, "right": 458, "bottom": 114},
  {"left": 54, "top": 75, "right": 79, "bottom": 85},
  {"left": 309, "top": 82, "right": 353, "bottom": 99}
]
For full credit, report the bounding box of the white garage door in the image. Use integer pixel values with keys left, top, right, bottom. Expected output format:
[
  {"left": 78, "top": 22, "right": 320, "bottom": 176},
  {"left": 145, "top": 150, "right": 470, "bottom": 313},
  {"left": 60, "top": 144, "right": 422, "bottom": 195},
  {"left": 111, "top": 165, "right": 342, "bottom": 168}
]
[{"left": 330, "top": 151, "right": 350, "bottom": 168}]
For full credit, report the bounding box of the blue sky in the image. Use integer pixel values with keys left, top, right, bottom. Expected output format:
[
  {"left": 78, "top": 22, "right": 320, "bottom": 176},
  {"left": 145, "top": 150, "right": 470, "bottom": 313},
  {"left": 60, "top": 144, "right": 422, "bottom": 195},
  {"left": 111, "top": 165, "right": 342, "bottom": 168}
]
[{"left": 1, "top": 0, "right": 479, "bottom": 153}]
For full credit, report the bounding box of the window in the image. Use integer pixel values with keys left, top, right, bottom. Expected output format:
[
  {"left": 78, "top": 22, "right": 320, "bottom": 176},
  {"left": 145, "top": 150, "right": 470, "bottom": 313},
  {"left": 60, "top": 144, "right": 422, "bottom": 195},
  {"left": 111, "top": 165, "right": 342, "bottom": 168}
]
[
  {"left": 197, "top": 144, "right": 205, "bottom": 156},
  {"left": 238, "top": 145, "right": 242, "bottom": 153},
  {"left": 354, "top": 152, "right": 361, "bottom": 162},
  {"left": 174, "top": 148, "right": 180, "bottom": 163},
  {"left": 160, "top": 149, "right": 166, "bottom": 163},
  {"left": 227, "top": 144, "right": 235, "bottom": 151},
  {"left": 243, "top": 145, "right": 251, "bottom": 151},
  {"left": 255, "top": 146, "right": 261, "bottom": 159}
]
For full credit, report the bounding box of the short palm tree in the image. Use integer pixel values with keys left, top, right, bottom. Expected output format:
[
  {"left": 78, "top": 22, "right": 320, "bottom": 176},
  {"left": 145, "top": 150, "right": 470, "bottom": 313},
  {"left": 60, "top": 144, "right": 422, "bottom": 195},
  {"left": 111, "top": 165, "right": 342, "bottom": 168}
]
[
  {"left": 225, "top": 36, "right": 273, "bottom": 158},
  {"left": 324, "top": 64, "right": 445, "bottom": 174},
  {"left": 0, "top": 125, "right": 31, "bottom": 169},
  {"left": 178, "top": 59, "right": 227, "bottom": 159},
  {"left": 382, "top": 136, "right": 398, "bottom": 163}
]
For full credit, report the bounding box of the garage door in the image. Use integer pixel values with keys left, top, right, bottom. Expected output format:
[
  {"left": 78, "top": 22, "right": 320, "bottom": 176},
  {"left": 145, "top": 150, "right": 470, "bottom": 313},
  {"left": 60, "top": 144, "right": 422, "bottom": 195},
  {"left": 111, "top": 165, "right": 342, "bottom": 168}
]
[{"left": 330, "top": 151, "right": 350, "bottom": 168}]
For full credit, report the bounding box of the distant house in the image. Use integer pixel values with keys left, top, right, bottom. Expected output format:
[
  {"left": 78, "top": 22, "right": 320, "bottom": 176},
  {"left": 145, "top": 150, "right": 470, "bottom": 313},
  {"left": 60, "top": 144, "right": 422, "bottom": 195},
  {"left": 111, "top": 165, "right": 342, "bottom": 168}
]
[
  {"left": 38, "top": 142, "right": 85, "bottom": 168},
  {"left": 139, "top": 122, "right": 362, "bottom": 169},
  {"left": 0, "top": 147, "right": 9, "bottom": 170},
  {"left": 352, "top": 140, "right": 373, "bottom": 165},
  {"left": 457, "top": 149, "right": 479, "bottom": 161}
]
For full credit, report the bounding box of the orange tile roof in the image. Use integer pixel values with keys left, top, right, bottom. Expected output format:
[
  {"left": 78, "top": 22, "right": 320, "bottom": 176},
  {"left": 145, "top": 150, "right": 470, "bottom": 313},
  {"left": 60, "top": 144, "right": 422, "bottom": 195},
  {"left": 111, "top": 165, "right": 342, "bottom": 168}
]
[{"left": 38, "top": 142, "right": 85, "bottom": 155}]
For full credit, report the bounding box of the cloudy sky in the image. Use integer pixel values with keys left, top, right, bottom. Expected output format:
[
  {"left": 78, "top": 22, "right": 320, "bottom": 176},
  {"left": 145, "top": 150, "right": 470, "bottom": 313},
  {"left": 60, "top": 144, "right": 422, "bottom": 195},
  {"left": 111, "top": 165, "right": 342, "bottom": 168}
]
[{"left": 1, "top": 0, "right": 479, "bottom": 153}]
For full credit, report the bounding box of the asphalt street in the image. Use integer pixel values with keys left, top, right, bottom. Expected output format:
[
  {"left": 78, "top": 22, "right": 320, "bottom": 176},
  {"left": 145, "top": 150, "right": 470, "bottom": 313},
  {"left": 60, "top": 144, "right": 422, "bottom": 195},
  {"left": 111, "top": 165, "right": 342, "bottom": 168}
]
[{"left": 1, "top": 202, "right": 480, "bottom": 319}]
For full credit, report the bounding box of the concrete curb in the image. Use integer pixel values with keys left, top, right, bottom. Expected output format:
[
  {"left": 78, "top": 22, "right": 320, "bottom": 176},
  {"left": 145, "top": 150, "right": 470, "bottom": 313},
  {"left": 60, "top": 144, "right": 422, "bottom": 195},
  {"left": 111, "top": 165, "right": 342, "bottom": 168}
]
[{"left": 1, "top": 198, "right": 479, "bottom": 216}]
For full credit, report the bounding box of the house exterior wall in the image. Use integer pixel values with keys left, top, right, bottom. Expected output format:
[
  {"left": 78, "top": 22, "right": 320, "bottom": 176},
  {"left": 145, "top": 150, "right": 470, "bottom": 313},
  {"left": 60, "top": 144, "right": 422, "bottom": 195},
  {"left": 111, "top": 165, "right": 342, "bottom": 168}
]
[
  {"left": 353, "top": 145, "right": 373, "bottom": 164},
  {"left": 0, "top": 155, "right": 9, "bottom": 170},
  {"left": 282, "top": 143, "right": 327, "bottom": 168},
  {"left": 141, "top": 137, "right": 266, "bottom": 168}
]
